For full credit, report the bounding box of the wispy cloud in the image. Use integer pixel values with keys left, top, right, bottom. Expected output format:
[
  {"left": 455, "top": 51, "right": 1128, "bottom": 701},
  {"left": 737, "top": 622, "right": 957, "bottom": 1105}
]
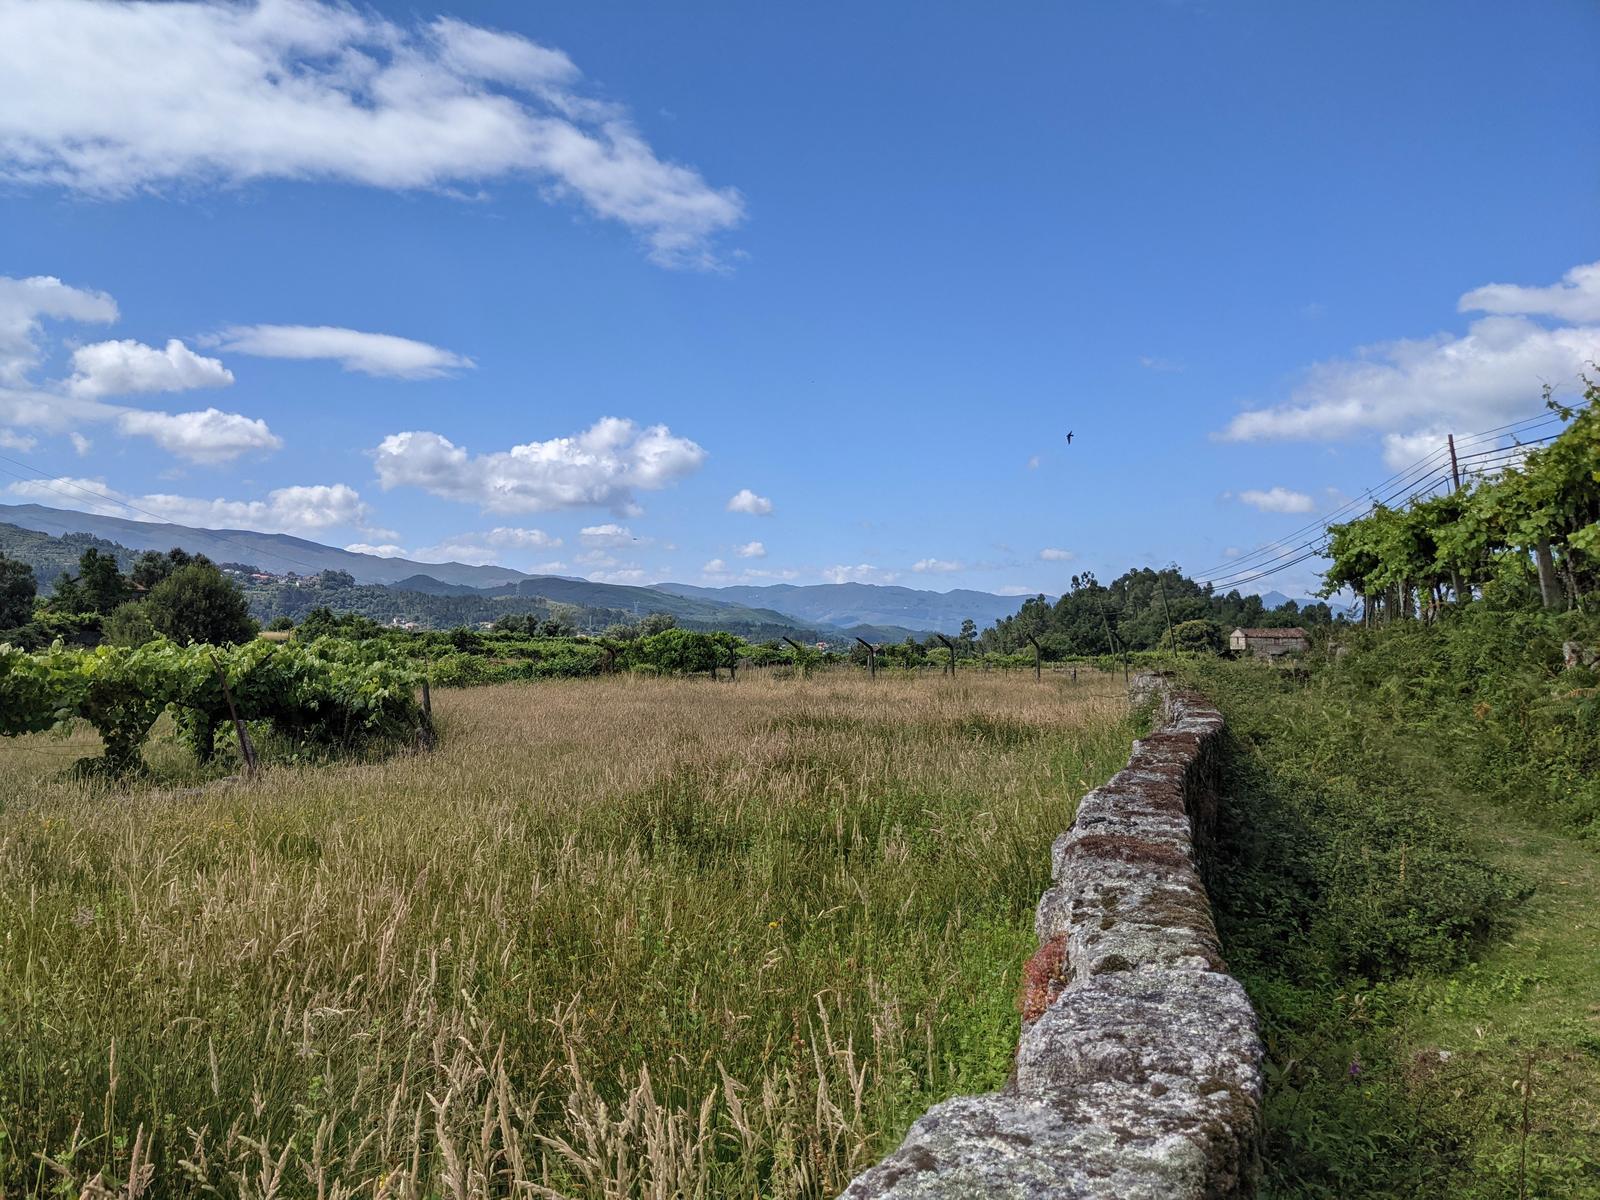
[
  {"left": 212, "top": 325, "right": 473, "bottom": 379},
  {"left": 0, "top": 1, "right": 744, "bottom": 267}
]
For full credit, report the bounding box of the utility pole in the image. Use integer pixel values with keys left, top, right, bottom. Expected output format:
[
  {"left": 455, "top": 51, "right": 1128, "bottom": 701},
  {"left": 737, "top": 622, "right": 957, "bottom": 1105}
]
[{"left": 1448, "top": 433, "right": 1462, "bottom": 492}]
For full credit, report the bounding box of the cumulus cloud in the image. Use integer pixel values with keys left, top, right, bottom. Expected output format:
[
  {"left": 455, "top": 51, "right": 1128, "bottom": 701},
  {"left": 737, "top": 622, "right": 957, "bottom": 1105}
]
[
  {"left": 702, "top": 557, "right": 729, "bottom": 576},
  {"left": 580, "top": 522, "right": 639, "bottom": 547},
  {"left": 1039, "top": 547, "right": 1075, "bottom": 562},
  {"left": 115, "top": 406, "right": 282, "bottom": 463},
  {"left": 0, "top": 274, "right": 117, "bottom": 384},
  {"left": 372, "top": 418, "right": 706, "bottom": 514},
  {"left": 0, "top": 428, "right": 37, "bottom": 451},
  {"left": 212, "top": 325, "right": 473, "bottom": 378},
  {"left": 345, "top": 542, "right": 409, "bottom": 558},
  {"left": 1237, "top": 486, "right": 1315, "bottom": 514},
  {"left": 912, "top": 558, "right": 962, "bottom": 573},
  {"left": 822, "top": 563, "right": 899, "bottom": 585},
  {"left": 483, "top": 526, "right": 561, "bottom": 548},
  {"left": 734, "top": 540, "right": 765, "bottom": 559},
  {"left": 1218, "top": 262, "right": 1600, "bottom": 456},
  {"left": 726, "top": 488, "right": 772, "bottom": 515},
  {"left": 0, "top": 0, "right": 744, "bottom": 267},
  {"left": 0, "top": 273, "right": 281, "bottom": 463},
  {"left": 1459, "top": 261, "right": 1600, "bottom": 324},
  {"left": 69, "top": 338, "right": 233, "bottom": 397},
  {"left": 6, "top": 477, "right": 372, "bottom": 534}
]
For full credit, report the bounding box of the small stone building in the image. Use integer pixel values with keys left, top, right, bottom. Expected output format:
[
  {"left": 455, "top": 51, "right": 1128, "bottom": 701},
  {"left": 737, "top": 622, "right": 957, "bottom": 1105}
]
[{"left": 1229, "top": 626, "right": 1309, "bottom": 658}]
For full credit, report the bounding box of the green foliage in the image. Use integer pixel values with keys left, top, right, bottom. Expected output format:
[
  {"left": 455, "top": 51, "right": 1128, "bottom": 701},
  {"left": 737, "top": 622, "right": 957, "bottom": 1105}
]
[
  {"left": 145, "top": 561, "right": 259, "bottom": 646},
  {"left": 981, "top": 567, "right": 1335, "bottom": 659},
  {"left": 0, "top": 636, "right": 424, "bottom": 774},
  {"left": 1325, "top": 382, "right": 1600, "bottom": 613},
  {"left": 0, "top": 550, "right": 36, "bottom": 629},
  {"left": 101, "top": 600, "right": 156, "bottom": 648},
  {"left": 1193, "top": 660, "right": 1521, "bottom": 1194}
]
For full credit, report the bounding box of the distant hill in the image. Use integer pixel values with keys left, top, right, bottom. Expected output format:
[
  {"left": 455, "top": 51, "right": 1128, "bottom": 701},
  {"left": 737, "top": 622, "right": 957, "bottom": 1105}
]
[
  {"left": 0, "top": 503, "right": 531, "bottom": 588},
  {"left": 0, "top": 506, "right": 854, "bottom": 640},
  {"left": 652, "top": 581, "right": 1044, "bottom": 635}
]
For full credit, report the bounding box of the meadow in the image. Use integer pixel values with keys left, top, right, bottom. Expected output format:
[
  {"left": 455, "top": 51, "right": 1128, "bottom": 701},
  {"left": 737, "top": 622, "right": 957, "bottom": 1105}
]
[{"left": 0, "top": 671, "right": 1133, "bottom": 1198}]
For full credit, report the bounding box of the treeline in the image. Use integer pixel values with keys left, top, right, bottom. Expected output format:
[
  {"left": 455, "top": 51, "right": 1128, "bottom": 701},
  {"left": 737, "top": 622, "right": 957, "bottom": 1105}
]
[
  {"left": 979, "top": 566, "right": 1337, "bottom": 659},
  {"left": 1325, "top": 383, "right": 1598, "bottom": 619}
]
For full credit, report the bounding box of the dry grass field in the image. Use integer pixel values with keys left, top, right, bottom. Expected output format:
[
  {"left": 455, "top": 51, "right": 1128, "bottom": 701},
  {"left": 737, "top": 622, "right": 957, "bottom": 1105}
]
[{"left": 0, "top": 672, "right": 1132, "bottom": 1198}]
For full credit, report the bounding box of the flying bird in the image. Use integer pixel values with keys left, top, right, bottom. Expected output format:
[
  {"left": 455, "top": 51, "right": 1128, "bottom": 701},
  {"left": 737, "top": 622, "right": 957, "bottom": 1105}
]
[{"left": 1065, "top": 431, "right": 1075, "bottom": 444}]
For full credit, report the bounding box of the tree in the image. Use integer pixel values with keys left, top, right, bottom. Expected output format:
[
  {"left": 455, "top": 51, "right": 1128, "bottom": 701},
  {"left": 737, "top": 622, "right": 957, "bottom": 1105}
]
[
  {"left": 131, "top": 547, "right": 202, "bottom": 590},
  {"left": 958, "top": 617, "right": 978, "bottom": 653},
  {"left": 1171, "top": 619, "right": 1224, "bottom": 655},
  {"left": 103, "top": 601, "right": 157, "bottom": 647},
  {"left": 265, "top": 616, "right": 295, "bottom": 632},
  {"left": 317, "top": 570, "right": 357, "bottom": 590},
  {"left": 637, "top": 612, "right": 678, "bottom": 636},
  {"left": 0, "top": 552, "right": 36, "bottom": 630},
  {"left": 145, "top": 562, "right": 258, "bottom": 646},
  {"left": 74, "top": 548, "right": 132, "bottom": 615}
]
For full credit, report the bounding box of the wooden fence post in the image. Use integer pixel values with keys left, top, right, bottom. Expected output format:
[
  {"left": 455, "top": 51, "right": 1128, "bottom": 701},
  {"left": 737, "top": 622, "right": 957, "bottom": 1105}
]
[
  {"left": 212, "top": 656, "right": 258, "bottom": 777},
  {"left": 854, "top": 636, "right": 877, "bottom": 679},
  {"left": 1026, "top": 634, "right": 1041, "bottom": 682},
  {"left": 935, "top": 634, "right": 957, "bottom": 677}
]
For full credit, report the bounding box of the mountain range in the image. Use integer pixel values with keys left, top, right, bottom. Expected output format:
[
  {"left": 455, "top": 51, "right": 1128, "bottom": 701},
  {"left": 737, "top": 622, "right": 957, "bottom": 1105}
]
[{"left": 0, "top": 503, "right": 1038, "bottom": 637}]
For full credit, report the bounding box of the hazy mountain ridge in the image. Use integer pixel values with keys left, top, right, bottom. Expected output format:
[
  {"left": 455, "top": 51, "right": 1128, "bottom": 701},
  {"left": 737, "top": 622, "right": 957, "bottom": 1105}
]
[{"left": 652, "top": 581, "right": 1045, "bottom": 634}]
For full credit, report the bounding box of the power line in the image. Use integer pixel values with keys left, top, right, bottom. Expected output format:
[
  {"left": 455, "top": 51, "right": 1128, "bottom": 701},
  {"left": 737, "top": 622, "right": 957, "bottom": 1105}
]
[{"left": 1194, "top": 405, "right": 1579, "bottom": 591}]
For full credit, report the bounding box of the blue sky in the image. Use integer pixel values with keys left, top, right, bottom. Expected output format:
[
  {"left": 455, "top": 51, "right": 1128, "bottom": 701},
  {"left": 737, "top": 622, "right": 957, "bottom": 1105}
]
[{"left": 1, "top": 0, "right": 1597, "bottom": 598}]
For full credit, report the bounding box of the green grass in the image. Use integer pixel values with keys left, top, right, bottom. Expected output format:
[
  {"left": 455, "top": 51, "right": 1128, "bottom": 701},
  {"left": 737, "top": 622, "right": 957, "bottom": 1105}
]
[
  {"left": 0, "top": 672, "right": 1133, "bottom": 1198},
  {"left": 1196, "top": 657, "right": 1600, "bottom": 1199}
]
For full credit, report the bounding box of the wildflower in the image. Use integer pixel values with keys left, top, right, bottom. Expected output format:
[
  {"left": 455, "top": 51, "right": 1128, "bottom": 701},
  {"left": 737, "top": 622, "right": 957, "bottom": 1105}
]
[{"left": 1347, "top": 1057, "right": 1362, "bottom": 1080}]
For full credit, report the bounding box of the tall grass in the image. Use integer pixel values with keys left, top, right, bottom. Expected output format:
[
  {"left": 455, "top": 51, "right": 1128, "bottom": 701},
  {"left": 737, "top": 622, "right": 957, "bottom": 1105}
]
[{"left": 0, "top": 672, "right": 1131, "bottom": 1198}]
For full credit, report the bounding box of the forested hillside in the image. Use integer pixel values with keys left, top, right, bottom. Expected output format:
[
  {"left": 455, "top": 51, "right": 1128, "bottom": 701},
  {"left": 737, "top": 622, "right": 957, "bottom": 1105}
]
[{"left": 978, "top": 565, "right": 1336, "bottom": 657}]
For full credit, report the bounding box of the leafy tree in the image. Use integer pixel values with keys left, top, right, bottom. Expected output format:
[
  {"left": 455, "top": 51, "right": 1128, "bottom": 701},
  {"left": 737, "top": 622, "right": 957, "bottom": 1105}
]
[
  {"left": 131, "top": 547, "right": 203, "bottom": 590},
  {"left": 317, "top": 569, "right": 357, "bottom": 590},
  {"left": 265, "top": 616, "right": 295, "bottom": 632},
  {"left": 75, "top": 548, "right": 132, "bottom": 616},
  {"left": 145, "top": 561, "right": 259, "bottom": 646},
  {"left": 637, "top": 612, "right": 678, "bottom": 636},
  {"left": 0, "top": 552, "right": 36, "bottom": 630},
  {"left": 103, "top": 601, "right": 157, "bottom": 647},
  {"left": 1171, "top": 618, "right": 1224, "bottom": 654}
]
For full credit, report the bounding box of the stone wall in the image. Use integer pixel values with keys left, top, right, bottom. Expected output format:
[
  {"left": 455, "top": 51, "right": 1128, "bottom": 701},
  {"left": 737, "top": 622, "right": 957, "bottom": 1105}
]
[{"left": 840, "top": 679, "right": 1263, "bottom": 1199}]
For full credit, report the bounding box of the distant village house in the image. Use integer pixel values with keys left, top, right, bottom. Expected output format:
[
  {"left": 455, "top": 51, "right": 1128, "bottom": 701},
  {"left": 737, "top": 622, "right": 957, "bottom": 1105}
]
[{"left": 1229, "top": 627, "right": 1309, "bottom": 658}]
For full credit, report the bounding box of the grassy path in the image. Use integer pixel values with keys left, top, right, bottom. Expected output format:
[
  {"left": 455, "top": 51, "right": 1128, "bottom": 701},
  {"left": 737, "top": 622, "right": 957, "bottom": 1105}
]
[{"left": 1407, "top": 804, "right": 1600, "bottom": 1197}]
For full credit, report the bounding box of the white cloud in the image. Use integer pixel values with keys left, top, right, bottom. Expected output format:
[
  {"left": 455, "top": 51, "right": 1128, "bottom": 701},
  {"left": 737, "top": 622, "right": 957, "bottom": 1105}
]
[
  {"left": 115, "top": 406, "right": 281, "bottom": 463},
  {"left": 0, "top": 428, "right": 37, "bottom": 451},
  {"left": 912, "top": 558, "right": 962, "bottom": 574},
  {"left": 6, "top": 477, "right": 372, "bottom": 535},
  {"left": 373, "top": 418, "right": 706, "bottom": 514},
  {"left": 483, "top": 526, "right": 561, "bottom": 548},
  {"left": 69, "top": 432, "right": 91, "bottom": 455},
  {"left": 734, "top": 540, "right": 765, "bottom": 559},
  {"left": 0, "top": 274, "right": 117, "bottom": 384},
  {"left": 0, "top": 274, "right": 282, "bottom": 465},
  {"left": 1039, "top": 547, "right": 1075, "bottom": 562},
  {"left": 212, "top": 325, "right": 473, "bottom": 379},
  {"left": 1219, "top": 262, "right": 1600, "bottom": 453},
  {"left": 69, "top": 338, "right": 233, "bottom": 398},
  {"left": 1459, "top": 260, "right": 1600, "bottom": 324},
  {"left": 1025, "top": 454, "right": 1040, "bottom": 470},
  {"left": 0, "top": 0, "right": 743, "bottom": 267},
  {"left": 702, "top": 557, "right": 729, "bottom": 576},
  {"left": 1238, "top": 486, "right": 1315, "bottom": 514},
  {"left": 589, "top": 566, "right": 648, "bottom": 584},
  {"left": 822, "top": 563, "right": 899, "bottom": 585},
  {"left": 345, "top": 542, "right": 409, "bottom": 558},
  {"left": 580, "top": 522, "right": 639, "bottom": 547},
  {"left": 1139, "top": 355, "right": 1183, "bottom": 373},
  {"left": 995, "top": 585, "right": 1042, "bottom": 596},
  {"left": 726, "top": 488, "right": 772, "bottom": 515}
]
